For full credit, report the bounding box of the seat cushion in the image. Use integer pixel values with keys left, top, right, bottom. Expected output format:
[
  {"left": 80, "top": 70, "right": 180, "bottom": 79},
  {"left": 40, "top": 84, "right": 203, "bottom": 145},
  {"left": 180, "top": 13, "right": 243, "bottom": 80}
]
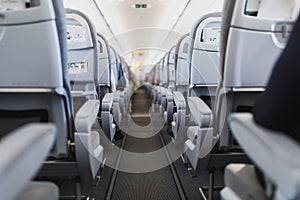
[
  {"left": 17, "top": 181, "right": 59, "bottom": 200},
  {"left": 224, "top": 164, "right": 266, "bottom": 200}
]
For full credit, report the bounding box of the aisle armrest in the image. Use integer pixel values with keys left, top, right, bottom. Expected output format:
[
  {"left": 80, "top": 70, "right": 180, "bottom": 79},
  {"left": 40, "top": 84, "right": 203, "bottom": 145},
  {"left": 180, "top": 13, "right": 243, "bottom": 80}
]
[
  {"left": 0, "top": 123, "right": 57, "bottom": 200},
  {"left": 102, "top": 93, "right": 114, "bottom": 111},
  {"left": 173, "top": 91, "right": 186, "bottom": 110},
  {"left": 74, "top": 100, "right": 103, "bottom": 181},
  {"left": 164, "top": 88, "right": 174, "bottom": 125},
  {"left": 75, "top": 100, "right": 100, "bottom": 133},
  {"left": 101, "top": 93, "right": 115, "bottom": 141},
  {"left": 229, "top": 113, "right": 300, "bottom": 199},
  {"left": 171, "top": 91, "right": 186, "bottom": 138},
  {"left": 188, "top": 97, "right": 213, "bottom": 128}
]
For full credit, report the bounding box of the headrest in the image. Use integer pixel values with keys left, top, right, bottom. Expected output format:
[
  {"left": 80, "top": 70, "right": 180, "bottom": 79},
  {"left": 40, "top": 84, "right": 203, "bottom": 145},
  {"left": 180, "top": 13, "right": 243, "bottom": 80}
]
[
  {"left": 97, "top": 34, "right": 110, "bottom": 59},
  {"left": 191, "top": 13, "right": 222, "bottom": 52},
  {"left": 244, "top": 0, "right": 299, "bottom": 19},
  {"left": 0, "top": 0, "right": 64, "bottom": 88},
  {"left": 97, "top": 34, "right": 111, "bottom": 85},
  {"left": 110, "top": 48, "right": 118, "bottom": 72},
  {"left": 175, "top": 34, "right": 190, "bottom": 60},
  {"left": 168, "top": 46, "right": 176, "bottom": 64},
  {"left": 0, "top": 0, "right": 55, "bottom": 25},
  {"left": 257, "top": 0, "right": 298, "bottom": 20},
  {"left": 229, "top": 0, "right": 299, "bottom": 32},
  {"left": 201, "top": 27, "right": 221, "bottom": 44},
  {"left": 175, "top": 35, "right": 190, "bottom": 85},
  {"left": 65, "top": 9, "right": 98, "bottom": 85},
  {"left": 110, "top": 47, "right": 117, "bottom": 60},
  {"left": 0, "top": 0, "right": 26, "bottom": 11},
  {"left": 183, "top": 42, "right": 189, "bottom": 53},
  {"left": 66, "top": 13, "right": 93, "bottom": 50},
  {"left": 163, "top": 53, "right": 168, "bottom": 66},
  {"left": 189, "top": 13, "right": 221, "bottom": 86}
]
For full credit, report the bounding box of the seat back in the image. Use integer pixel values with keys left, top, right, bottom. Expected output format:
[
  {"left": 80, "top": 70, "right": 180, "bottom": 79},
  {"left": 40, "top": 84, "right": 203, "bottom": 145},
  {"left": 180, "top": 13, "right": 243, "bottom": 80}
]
[
  {"left": 109, "top": 47, "right": 118, "bottom": 93},
  {"left": 167, "top": 46, "right": 176, "bottom": 91},
  {"left": 174, "top": 34, "right": 190, "bottom": 99},
  {"left": 161, "top": 53, "right": 169, "bottom": 87},
  {"left": 97, "top": 34, "right": 111, "bottom": 108},
  {"left": 158, "top": 59, "right": 164, "bottom": 86},
  {"left": 116, "top": 56, "right": 127, "bottom": 90},
  {"left": 215, "top": 0, "right": 298, "bottom": 149},
  {"left": 0, "top": 0, "right": 72, "bottom": 158},
  {"left": 66, "top": 9, "right": 99, "bottom": 113},
  {"left": 101, "top": 93, "right": 116, "bottom": 141},
  {"left": 188, "top": 13, "right": 221, "bottom": 109}
]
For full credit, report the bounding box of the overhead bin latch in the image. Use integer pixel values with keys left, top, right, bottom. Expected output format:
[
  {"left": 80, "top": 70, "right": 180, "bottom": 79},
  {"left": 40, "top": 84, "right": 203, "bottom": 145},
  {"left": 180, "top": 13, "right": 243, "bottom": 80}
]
[{"left": 272, "top": 21, "right": 294, "bottom": 48}]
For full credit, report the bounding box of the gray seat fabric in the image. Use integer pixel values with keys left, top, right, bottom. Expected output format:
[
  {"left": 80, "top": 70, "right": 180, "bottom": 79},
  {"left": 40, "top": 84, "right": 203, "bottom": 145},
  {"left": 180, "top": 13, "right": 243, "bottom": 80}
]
[
  {"left": 66, "top": 9, "right": 99, "bottom": 114},
  {"left": 17, "top": 182, "right": 59, "bottom": 200},
  {"left": 185, "top": 125, "right": 213, "bottom": 170},
  {"left": 166, "top": 46, "right": 176, "bottom": 91},
  {"left": 155, "top": 53, "right": 168, "bottom": 110},
  {"left": 112, "top": 91, "right": 122, "bottom": 127},
  {"left": 101, "top": 93, "right": 116, "bottom": 141},
  {"left": 163, "top": 88, "right": 174, "bottom": 127},
  {"left": 223, "top": 164, "right": 266, "bottom": 200},
  {"left": 97, "top": 33, "right": 112, "bottom": 97},
  {"left": 0, "top": 0, "right": 71, "bottom": 159},
  {"left": 215, "top": 0, "right": 295, "bottom": 149},
  {"left": 109, "top": 47, "right": 118, "bottom": 93},
  {"left": 174, "top": 34, "right": 190, "bottom": 98},
  {"left": 160, "top": 48, "right": 176, "bottom": 127},
  {"left": 53, "top": 0, "right": 73, "bottom": 106},
  {"left": 0, "top": 1, "right": 103, "bottom": 196},
  {"left": 162, "top": 53, "right": 169, "bottom": 88},
  {"left": 228, "top": 113, "right": 300, "bottom": 199},
  {"left": 182, "top": 13, "right": 221, "bottom": 170},
  {"left": 186, "top": 126, "right": 198, "bottom": 145},
  {"left": 188, "top": 12, "right": 221, "bottom": 105},
  {"left": 171, "top": 91, "right": 186, "bottom": 139},
  {"left": 0, "top": 123, "right": 56, "bottom": 200},
  {"left": 74, "top": 100, "right": 103, "bottom": 185},
  {"left": 188, "top": 97, "right": 213, "bottom": 128}
]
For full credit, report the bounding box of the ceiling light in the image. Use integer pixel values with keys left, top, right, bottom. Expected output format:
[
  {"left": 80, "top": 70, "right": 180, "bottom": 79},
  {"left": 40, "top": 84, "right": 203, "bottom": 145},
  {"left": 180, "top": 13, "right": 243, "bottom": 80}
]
[{"left": 132, "top": 4, "right": 151, "bottom": 9}]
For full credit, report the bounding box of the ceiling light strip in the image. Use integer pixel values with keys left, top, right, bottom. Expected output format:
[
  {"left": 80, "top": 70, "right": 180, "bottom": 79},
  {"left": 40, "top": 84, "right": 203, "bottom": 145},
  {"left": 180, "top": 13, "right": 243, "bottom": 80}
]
[
  {"left": 160, "top": 0, "right": 192, "bottom": 48},
  {"left": 170, "top": 0, "right": 192, "bottom": 32},
  {"left": 91, "top": 0, "right": 124, "bottom": 52}
]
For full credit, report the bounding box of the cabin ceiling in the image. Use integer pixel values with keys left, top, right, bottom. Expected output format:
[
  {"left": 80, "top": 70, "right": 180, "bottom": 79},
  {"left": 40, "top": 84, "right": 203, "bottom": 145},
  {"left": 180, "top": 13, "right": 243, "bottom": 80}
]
[{"left": 63, "top": 0, "right": 224, "bottom": 73}]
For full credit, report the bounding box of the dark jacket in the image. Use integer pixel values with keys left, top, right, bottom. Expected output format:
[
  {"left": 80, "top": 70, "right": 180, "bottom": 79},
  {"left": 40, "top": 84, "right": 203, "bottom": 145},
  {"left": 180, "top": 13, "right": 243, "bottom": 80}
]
[{"left": 253, "top": 15, "right": 300, "bottom": 142}]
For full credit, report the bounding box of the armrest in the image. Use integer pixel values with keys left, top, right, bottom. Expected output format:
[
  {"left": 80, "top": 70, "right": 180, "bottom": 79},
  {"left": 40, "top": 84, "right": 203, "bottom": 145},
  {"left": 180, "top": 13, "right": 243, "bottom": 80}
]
[
  {"left": 75, "top": 100, "right": 100, "bottom": 133},
  {"left": 165, "top": 88, "right": 174, "bottom": 102},
  {"left": 229, "top": 113, "right": 300, "bottom": 199},
  {"left": 71, "top": 90, "right": 97, "bottom": 97},
  {"left": 173, "top": 91, "right": 186, "bottom": 110},
  {"left": 188, "top": 97, "right": 213, "bottom": 127},
  {"left": 101, "top": 93, "right": 114, "bottom": 111},
  {"left": 0, "top": 123, "right": 56, "bottom": 200}
]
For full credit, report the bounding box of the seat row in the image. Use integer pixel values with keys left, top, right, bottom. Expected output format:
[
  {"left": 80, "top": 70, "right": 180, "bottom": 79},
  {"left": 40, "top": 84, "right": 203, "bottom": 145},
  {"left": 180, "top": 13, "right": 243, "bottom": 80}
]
[
  {"left": 148, "top": 0, "right": 300, "bottom": 199},
  {"left": 0, "top": 0, "right": 132, "bottom": 199}
]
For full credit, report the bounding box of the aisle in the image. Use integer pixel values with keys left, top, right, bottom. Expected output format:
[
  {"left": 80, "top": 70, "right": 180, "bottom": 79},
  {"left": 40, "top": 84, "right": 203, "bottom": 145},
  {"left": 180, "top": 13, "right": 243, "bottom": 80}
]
[{"left": 110, "top": 86, "right": 181, "bottom": 200}]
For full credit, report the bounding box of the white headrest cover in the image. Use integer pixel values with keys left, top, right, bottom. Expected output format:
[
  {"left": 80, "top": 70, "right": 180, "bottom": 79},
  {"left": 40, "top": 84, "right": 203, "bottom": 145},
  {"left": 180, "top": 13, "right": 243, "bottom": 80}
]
[
  {"left": 201, "top": 27, "right": 221, "bottom": 44},
  {"left": 66, "top": 15, "right": 93, "bottom": 50},
  {"left": 258, "top": 0, "right": 299, "bottom": 20},
  {"left": 0, "top": 0, "right": 26, "bottom": 11}
]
